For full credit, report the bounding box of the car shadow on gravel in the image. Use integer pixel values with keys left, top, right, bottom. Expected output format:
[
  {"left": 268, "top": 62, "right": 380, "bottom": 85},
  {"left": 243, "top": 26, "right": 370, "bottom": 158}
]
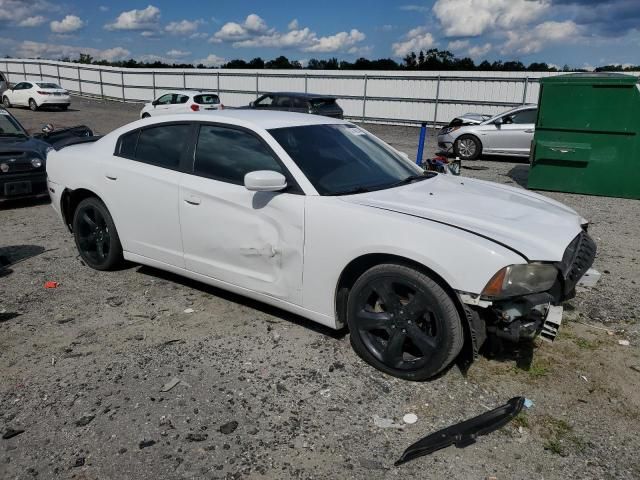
[
  {"left": 507, "top": 164, "right": 530, "bottom": 188},
  {"left": 0, "top": 244, "right": 46, "bottom": 277},
  {"left": 136, "top": 265, "right": 348, "bottom": 340},
  {"left": 0, "top": 196, "right": 50, "bottom": 210}
]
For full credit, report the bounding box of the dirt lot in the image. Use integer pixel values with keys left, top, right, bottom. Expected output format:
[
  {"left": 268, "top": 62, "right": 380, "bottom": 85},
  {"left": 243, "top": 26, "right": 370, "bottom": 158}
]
[{"left": 1, "top": 97, "right": 640, "bottom": 480}]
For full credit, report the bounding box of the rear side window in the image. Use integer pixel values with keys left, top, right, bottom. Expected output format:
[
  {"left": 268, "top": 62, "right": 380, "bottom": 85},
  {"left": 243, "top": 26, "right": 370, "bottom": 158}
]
[
  {"left": 194, "top": 94, "right": 219, "bottom": 105},
  {"left": 118, "top": 130, "right": 139, "bottom": 157},
  {"left": 193, "top": 125, "right": 283, "bottom": 184},
  {"left": 177, "top": 95, "right": 189, "bottom": 104},
  {"left": 117, "top": 124, "right": 191, "bottom": 169}
]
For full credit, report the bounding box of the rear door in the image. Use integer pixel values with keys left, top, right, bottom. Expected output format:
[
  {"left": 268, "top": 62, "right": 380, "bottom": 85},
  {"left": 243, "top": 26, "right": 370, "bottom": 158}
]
[
  {"left": 11, "top": 82, "right": 31, "bottom": 106},
  {"left": 179, "top": 122, "right": 305, "bottom": 304},
  {"left": 106, "top": 122, "right": 195, "bottom": 267},
  {"left": 272, "top": 95, "right": 292, "bottom": 112}
]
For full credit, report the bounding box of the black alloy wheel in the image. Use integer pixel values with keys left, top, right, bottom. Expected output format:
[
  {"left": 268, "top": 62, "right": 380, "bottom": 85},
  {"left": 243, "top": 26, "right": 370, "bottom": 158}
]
[
  {"left": 72, "top": 197, "right": 123, "bottom": 270},
  {"left": 347, "top": 264, "right": 463, "bottom": 381}
]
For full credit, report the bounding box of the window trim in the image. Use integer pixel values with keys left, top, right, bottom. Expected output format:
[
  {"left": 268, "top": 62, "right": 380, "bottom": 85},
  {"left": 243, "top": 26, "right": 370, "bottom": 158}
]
[
  {"left": 189, "top": 121, "right": 303, "bottom": 195},
  {"left": 114, "top": 121, "right": 197, "bottom": 173}
]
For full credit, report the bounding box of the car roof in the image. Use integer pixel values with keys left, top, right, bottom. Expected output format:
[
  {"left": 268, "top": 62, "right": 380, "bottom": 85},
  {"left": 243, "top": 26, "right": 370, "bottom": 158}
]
[
  {"left": 122, "top": 110, "right": 348, "bottom": 133},
  {"left": 159, "top": 90, "right": 219, "bottom": 96},
  {"left": 264, "top": 92, "right": 336, "bottom": 100}
]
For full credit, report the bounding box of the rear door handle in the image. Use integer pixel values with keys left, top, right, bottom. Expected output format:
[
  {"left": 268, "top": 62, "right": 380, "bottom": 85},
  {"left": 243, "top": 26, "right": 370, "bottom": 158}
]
[
  {"left": 525, "top": 129, "right": 534, "bottom": 133},
  {"left": 105, "top": 174, "right": 117, "bottom": 181},
  {"left": 185, "top": 195, "right": 201, "bottom": 205}
]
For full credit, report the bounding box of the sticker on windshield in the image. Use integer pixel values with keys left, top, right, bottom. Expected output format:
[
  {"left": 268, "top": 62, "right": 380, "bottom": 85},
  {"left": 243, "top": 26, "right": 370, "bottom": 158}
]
[{"left": 346, "top": 127, "right": 366, "bottom": 136}]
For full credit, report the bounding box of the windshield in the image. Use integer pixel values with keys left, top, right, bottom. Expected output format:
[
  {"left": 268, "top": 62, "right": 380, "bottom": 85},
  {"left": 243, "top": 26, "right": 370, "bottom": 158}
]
[
  {"left": 269, "top": 124, "right": 425, "bottom": 195},
  {"left": 0, "top": 112, "right": 27, "bottom": 136},
  {"left": 36, "top": 83, "right": 62, "bottom": 89}
]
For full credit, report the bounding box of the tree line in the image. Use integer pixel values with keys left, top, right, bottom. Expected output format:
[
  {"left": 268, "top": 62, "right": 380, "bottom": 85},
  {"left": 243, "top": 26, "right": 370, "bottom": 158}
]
[{"left": 55, "top": 50, "right": 633, "bottom": 72}]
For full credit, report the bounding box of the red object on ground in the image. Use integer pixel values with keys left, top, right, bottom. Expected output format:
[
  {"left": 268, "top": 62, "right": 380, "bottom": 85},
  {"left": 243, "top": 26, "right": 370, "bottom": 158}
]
[{"left": 44, "top": 281, "right": 59, "bottom": 289}]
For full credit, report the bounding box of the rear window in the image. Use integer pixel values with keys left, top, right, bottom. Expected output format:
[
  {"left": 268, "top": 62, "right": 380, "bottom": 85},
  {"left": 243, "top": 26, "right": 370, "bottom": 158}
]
[
  {"left": 194, "top": 94, "right": 220, "bottom": 105},
  {"left": 310, "top": 98, "right": 336, "bottom": 108},
  {"left": 36, "top": 83, "right": 62, "bottom": 89}
]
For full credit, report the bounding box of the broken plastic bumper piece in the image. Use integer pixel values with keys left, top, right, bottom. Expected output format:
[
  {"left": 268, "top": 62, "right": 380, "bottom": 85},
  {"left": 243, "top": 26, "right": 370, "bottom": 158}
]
[{"left": 394, "top": 396, "right": 525, "bottom": 466}]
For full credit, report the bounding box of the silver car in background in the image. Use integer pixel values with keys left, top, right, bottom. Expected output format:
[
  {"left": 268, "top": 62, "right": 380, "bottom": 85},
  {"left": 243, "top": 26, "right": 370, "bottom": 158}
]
[{"left": 437, "top": 105, "right": 538, "bottom": 160}]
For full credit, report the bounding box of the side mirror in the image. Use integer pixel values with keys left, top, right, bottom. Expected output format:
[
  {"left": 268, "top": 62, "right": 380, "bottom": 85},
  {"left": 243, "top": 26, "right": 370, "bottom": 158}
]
[
  {"left": 249, "top": 101, "right": 255, "bottom": 108},
  {"left": 244, "top": 170, "right": 287, "bottom": 192},
  {"left": 152, "top": 100, "right": 158, "bottom": 107},
  {"left": 494, "top": 117, "right": 503, "bottom": 126}
]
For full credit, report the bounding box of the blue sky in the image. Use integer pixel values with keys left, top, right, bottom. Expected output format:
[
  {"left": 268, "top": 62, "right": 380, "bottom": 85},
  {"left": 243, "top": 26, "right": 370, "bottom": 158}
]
[{"left": 0, "top": 0, "right": 638, "bottom": 68}]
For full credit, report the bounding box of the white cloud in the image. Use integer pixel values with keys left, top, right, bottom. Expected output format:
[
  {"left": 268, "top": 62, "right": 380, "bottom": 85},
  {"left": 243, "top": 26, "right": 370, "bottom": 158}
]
[
  {"left": 381, "top": 24, "right": 394, "bottom": 32},
  {"left": 502, "top": 20, "right": 580, "bottom": 54},
  {"left": 99, "top": 6, "right": 109, "bottom": 12},
  {"left": 195, "top": 53, "right": 226, "bottom": 67},
  {"left": 433, "top": 0, "right": 549, "bottom": 37},
  {"left": 392, "top": 26, "right": 435, "bottom": 57},
  {"left": 467, "top": 42, "right": 492, "bottom": 58},
  {"left": 105, "top": 5, "right": 160, "bottom": 31},
  {"left": 166, "top": 48, "right": 190, "bottom": 58},
  {"left": 447, "top": 39, "right": 469, "bottom": 51},
  {"left": 0, "top": 0, "right": 54, "bottom": 25},
  {"left": 50, "top": 15, "right": 85, "bottom": 34},
  {"left": 165, "top": 19, "right": 203, "bottom": 36},
  {"left": 212, "top": 13, "right": 366, "bottom": 53},
  {"left": 16, "top": 40, "right": 130, "bottom": 61},
  {"left": 400, "top": 5, "right": 430, "bottom": 13},
  {"left": 18, "top": 15, "right": 47, "bottom": 27}
]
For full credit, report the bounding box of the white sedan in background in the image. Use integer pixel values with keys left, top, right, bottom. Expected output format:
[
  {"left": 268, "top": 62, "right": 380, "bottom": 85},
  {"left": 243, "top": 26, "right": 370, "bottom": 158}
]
[
  {"left": 46, "top": 111, "right": 597, "bottom": 380},
  {"left": 2, "top": 81, "right": 70, "bottom": 111},
  {"left": 140, "top": 90, "right": 223, "bottom": 118}
]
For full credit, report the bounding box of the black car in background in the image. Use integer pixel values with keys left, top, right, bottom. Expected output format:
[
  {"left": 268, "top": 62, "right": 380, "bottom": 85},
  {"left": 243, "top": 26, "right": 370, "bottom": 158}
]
[
  {"left": 0, "top": 108, "right": 93, "bottom": 201},
  {"left": 245, "top": 92, "right": 344, "bottom": 119}
]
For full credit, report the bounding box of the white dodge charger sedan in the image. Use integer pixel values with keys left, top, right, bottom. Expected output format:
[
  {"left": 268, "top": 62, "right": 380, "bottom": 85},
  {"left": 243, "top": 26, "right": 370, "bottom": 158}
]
[{"left": 46, "top": 111, "right": 597, "bottom": 380}]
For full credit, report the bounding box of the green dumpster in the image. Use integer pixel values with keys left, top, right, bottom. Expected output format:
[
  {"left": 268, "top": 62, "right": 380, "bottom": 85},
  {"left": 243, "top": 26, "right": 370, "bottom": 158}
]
[{"left": 528, "top": 72, "right": 640, "bottom": 199}]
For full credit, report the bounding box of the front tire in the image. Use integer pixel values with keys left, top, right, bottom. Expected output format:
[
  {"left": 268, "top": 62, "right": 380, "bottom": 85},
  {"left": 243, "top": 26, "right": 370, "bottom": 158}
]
[
  {"left": 28, "top": 99, "right": 38, "bottom": 111},
  {"left": 347, "top": 263, "right": 464, "bottom": 381},
  {"left": 454, "top": 134, "right": 482, "bottom": 160},
  {"left": 2, "top": 96, "right": 10, "bottom": 108},
  {"left": 72, "top": 197, "right": 123, "bottom": 271}
]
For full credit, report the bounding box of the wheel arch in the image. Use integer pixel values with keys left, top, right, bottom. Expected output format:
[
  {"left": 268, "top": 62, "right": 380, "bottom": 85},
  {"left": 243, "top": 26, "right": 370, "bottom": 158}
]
[
  {"left": 334, "top": 252, "right": 480, "bottom": 368},
  {"left": 60, "top": 187, "right": 102, "bottom": 232}
]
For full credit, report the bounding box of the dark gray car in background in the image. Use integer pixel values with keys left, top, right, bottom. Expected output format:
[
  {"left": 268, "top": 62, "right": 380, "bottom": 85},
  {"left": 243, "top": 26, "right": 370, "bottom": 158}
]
[{"left": 244, "top": 92, "right": 344, "bottom": 119}]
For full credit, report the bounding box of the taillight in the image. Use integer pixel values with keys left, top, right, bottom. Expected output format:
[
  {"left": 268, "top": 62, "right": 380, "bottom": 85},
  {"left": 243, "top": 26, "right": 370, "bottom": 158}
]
[
  {"left": 37, "top": 91, "right": 50, "bottom": 95},
  {"left": 190, "top": 104, "right": 200, "bottom": 111}
]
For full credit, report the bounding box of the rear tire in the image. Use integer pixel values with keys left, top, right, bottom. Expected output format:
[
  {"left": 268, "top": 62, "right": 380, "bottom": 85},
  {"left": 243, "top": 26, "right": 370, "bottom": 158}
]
[
  {"left": 2, "top": 96, "right": 10, "bottom": 108},
  {"left": 28, "top": 99, "right": 38, "bottom": 111},
  {"left": 454, "top": 134, "right": 482, "bottom": 160},
  {"left": 346, "top": 263, "right": 464, "bottom": 381},
  {"left": 72, "top": 197, "right": 123, "bottom": 271}
]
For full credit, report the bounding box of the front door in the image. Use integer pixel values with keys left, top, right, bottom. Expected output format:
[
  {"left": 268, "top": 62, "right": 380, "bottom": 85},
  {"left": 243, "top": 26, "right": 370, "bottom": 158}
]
[
  {"left": 179, "top": 123, "right": 305, "bottom": 304},
  {"left": 104, "top": 122, "right": 194, "bottom": 267}
]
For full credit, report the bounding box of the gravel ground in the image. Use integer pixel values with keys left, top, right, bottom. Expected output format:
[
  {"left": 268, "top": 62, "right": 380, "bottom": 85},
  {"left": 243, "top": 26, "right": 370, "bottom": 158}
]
[{"left": 1, "top": 97, "right": 639, "bottom": 480}]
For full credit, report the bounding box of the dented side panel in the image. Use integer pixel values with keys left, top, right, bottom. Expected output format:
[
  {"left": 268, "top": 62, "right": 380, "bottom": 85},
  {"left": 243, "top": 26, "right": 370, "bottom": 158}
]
[{"left": 179, "top": 175, "right": 305, "bottom": 305}]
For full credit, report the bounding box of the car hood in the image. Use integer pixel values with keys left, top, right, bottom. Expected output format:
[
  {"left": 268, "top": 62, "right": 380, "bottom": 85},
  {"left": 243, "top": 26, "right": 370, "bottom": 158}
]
[
  {"left": 0, "top": 136, "right": 49, "bottom": 157},
  {"left": 342, "top": 175, "right": 584, "bottom": 261}
]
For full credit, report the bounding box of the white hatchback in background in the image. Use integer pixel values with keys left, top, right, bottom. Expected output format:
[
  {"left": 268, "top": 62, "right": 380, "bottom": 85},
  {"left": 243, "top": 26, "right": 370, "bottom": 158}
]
[
  {"left": 140, "top": 90, "right": 223, "bottom": 118},
  {"left": 2, "top": 81, "right": 71, "bottom": 111}
]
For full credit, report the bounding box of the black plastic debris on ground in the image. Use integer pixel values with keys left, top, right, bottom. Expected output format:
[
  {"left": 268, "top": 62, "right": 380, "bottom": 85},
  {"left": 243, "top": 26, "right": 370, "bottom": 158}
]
[
  {"left": 2, "top": 428, "right": 25, "bottom": 439},
  {"left": 395, "top": 396, "right": 525, "bottom": 466}
]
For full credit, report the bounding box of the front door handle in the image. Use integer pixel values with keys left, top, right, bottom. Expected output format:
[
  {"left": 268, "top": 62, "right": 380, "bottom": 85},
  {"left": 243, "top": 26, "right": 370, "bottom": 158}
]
[
  {"left": 105, "top": 174, "right": 117, "bottom": 181},
  {"left": 185, "top": 195, "right": 201, "bottom": 205},
  {"left": 524, "top": 129, "right": 534, "bottom": 133}
]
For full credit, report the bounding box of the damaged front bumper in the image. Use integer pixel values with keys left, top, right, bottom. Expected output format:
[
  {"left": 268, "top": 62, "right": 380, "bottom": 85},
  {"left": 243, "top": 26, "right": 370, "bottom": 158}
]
[{"left": 459, "top": 231, "right": 599, "bottom": 349}]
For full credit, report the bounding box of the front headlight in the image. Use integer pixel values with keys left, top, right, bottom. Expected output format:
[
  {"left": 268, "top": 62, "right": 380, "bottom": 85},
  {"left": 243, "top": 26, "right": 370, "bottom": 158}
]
[
  {"left": 441, "top": 126, "right": 460, "bottom": 135},
  {"left": 31, "top": 158, "right": 43, "bottom": 168},
  {"left": 481, "top": 263, "right": 558, "bottom": 299}
]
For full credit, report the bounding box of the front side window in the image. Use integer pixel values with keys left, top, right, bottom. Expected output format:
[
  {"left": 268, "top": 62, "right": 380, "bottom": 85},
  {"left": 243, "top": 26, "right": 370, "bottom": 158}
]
[
  {"left": 269, "top": 124, "right": 423, "bottom": 195},
  {"left": 510, "top": 109, "right": 538, "bottom": 124},
  {"left": 156, "top": 94, "right": 173, "bottom": 105},
  {"left": 13, "top": 83, "right": 25, "bottom": 90},
  {"left": 193, "top": 125, "right": 283, "bottom": 184},
  {"left": 274, "top": 96, "right": 292, "bottom": 108},
  {"left": 254, "top": 95, "right": 274, "bottom": 107}
]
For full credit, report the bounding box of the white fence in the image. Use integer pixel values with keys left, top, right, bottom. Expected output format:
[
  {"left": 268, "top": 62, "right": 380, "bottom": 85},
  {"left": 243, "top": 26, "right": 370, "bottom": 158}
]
[{"left": 0, "top": 58, "right": 578, "bottom": 125}]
